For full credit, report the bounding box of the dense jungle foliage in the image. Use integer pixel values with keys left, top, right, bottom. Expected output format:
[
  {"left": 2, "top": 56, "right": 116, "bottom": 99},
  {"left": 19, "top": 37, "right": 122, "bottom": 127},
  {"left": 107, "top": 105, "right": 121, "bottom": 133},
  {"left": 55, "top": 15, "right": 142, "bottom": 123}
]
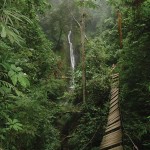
[{"left": 0, "top": 0, "right": 149, "bottom": 150}]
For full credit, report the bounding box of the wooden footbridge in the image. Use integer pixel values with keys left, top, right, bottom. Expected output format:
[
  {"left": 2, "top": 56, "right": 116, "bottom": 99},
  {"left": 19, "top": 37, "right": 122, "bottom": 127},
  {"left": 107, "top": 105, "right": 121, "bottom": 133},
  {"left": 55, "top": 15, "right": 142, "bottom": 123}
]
[{"left": 100, "top": 73, "right": 123, "bottom": 150}]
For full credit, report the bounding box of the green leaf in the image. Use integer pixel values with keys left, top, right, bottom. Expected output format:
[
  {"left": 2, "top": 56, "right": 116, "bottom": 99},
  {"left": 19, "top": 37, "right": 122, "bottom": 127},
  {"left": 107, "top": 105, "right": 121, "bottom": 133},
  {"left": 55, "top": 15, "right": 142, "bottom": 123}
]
[
  {"left": 12, "top": 122, "right": 23, "bottom": 131},
  {"left": 11, "top": 64, "right": 17, "bottom": 71},
  {"left": 0, "top": 62, "right": 10, "bottom": 70},
  {"left": 15, "top": 90, "right": 23, "bottom": 96},
  {"left": 6, "top": 26, "right": 24, "bottom": 45},
  {"left": 7, "top": 118, "right": 13, "bottom": 123},
  {"left": 6, "top": 118, "right": 23, "bottom": 131},
  {"left": 1, "top": 25, "right": 6, "bottom": 38},
  {"left": 3, "top": 9, "right": 23, "bottom": 22},
  {"left": 0, "top": 135, "right": 5, "bottom": 140},
  {"left": 0, "top": 86, "right": 11, "bottom": 94},
  {"left": 16, "top": 67, "right": 22, "bottom": 71},
  {"left": 14, "top": 126, "right": 23, "bottom": 131},
  {"left": 8, "top": 70, "right": 15, "bottom": 77},
  {"left": 18, "top": 73, "right": 30, "bottom": 88},
  {"left": 12, "top": 119, "right": 19, "bottom": 124},
  {"left": 11, "top": 74, "right": 18, "bottom": 85}
]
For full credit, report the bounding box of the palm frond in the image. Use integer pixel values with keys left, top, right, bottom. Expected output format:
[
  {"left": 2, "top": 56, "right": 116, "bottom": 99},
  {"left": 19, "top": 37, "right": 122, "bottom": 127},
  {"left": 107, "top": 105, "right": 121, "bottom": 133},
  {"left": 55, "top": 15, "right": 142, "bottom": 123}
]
[{"left": 0, "top": 4, "right": 32, "bottom": 45}]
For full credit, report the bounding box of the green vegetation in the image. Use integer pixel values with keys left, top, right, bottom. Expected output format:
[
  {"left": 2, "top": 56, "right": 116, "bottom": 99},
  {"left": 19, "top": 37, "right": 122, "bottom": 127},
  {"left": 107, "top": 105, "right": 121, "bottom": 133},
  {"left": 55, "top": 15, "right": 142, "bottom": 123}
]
[{"left": 0, "top": 0, "right": 149, "bottom": 150}]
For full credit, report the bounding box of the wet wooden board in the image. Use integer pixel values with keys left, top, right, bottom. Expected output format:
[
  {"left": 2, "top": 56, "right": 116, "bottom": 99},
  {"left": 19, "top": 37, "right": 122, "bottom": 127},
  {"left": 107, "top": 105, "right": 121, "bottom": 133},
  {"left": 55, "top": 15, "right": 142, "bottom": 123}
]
[
  {"left": 100, "top": 130, "right": 122, "bottom": 149},
  {"left": 111, "top": 88, "right": 118, "bottom": 95},
  {"left": 109, "top": 105, "right": 119, "bottom": 114},
  {"left": 109, "top": 145, "right": 123, "bottom": 150},
  {"left": 106, "top": 121, "right": 121, "bottom": 133}
]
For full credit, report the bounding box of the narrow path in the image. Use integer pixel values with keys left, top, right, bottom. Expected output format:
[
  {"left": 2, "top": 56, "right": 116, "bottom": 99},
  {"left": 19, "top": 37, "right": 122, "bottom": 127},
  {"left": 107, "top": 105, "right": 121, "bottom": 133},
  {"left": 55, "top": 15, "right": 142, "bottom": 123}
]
[{"left": 100, "top": 73, "right": 123, "bottom": 150}]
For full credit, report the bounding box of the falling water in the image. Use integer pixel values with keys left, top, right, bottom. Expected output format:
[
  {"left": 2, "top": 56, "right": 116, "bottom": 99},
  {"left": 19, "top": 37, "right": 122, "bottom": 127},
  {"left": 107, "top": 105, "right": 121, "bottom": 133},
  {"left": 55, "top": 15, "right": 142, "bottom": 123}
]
[{"left": 68, "top": 30, "right": 75, "bottom": 89}]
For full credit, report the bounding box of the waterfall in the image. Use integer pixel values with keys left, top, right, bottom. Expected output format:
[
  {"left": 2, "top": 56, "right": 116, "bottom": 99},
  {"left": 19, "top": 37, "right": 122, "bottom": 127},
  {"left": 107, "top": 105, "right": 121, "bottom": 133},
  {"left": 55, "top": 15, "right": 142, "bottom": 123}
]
[{"left": 68, "top": 30, "right": 75, "bottom": 88}]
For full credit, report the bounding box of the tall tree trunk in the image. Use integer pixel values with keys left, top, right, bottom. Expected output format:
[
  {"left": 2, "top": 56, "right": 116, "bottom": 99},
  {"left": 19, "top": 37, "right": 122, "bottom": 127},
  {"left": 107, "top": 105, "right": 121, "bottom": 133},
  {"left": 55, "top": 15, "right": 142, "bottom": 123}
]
[
  {"left": 117, "top": 10, "right": 123, "bottom": 49},
  {"left": 68, "top": 0, "right": 86, "bottom": 103},
  {"left": 56, "top": 28, "right": 63, "bottom": 49},
  {"left": 80, "top": 9, "right": 86, "bottom": 104}
]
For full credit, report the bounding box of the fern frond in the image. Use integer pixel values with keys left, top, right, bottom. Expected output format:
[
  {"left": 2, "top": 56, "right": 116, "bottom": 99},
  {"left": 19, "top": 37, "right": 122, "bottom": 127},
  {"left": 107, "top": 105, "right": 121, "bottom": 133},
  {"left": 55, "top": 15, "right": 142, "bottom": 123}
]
[
  {"left": 0, "top": 80, "right": 23, "bottom": 96},
  {"left": 0, "top": 71, "right": 8, "bottom": 78}
]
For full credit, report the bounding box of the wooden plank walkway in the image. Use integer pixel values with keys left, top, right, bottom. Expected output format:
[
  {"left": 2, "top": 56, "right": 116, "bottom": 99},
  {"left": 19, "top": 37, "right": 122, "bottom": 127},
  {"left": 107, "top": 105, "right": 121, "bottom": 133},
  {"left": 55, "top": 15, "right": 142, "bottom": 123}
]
[{"left": 100, "top": 73, "right": 123, "bottom": 150}]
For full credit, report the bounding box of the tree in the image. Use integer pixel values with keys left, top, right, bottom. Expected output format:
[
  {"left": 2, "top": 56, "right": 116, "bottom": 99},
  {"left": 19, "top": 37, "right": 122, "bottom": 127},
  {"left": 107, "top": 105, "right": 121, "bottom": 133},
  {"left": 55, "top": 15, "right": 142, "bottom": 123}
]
[
  {"left": 74, "top": 0, "right": 98, "bottom": 103},
  {"left": 78, "top": 0, "right": 86, "bottom": 104},
  {"left": 0, "top": 0, "right": 65, "bottom": 149}
]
